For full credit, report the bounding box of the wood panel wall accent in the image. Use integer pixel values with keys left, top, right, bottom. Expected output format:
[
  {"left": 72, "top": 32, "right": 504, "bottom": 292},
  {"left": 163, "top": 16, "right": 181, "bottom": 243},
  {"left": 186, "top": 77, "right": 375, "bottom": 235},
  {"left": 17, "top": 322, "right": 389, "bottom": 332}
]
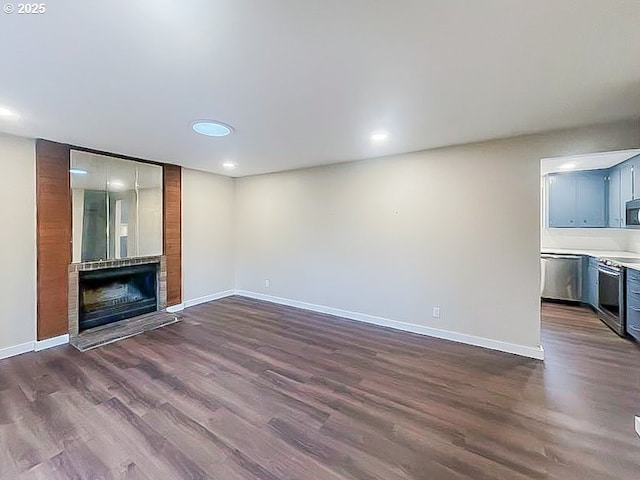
[
  {"left": 163, "top": 164, "right": 182, "bottom": 306},
  {"left": 36, "top": 140, "right": 71, "bottom": 340}
]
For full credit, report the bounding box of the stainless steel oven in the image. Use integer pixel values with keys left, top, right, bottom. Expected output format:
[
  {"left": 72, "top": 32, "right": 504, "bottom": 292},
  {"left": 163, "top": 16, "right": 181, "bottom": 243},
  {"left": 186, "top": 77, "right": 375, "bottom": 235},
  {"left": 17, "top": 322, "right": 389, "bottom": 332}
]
[{"left": 597, "top": 261, "right": 626, "bottom": 336}]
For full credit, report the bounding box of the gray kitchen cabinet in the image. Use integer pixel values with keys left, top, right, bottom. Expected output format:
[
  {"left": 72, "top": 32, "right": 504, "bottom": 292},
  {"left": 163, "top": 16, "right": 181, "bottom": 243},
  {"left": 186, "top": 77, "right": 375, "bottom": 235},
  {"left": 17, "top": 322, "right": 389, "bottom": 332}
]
[
  {"left": 627, "top": 307, "right": 640, "bottom": 341},
  {"left": 576, "top": 172, "right": 606, "bottom": 227},
  {"left": 546, "top": 153, "right": 640, "bottom": 230},
  {"left": 586, "top": 257, "right": 599, "bottom": 308},
  {"left": 626, "top": 268, "right": 640, "bottom": 341},
  {"left": 630, "top": 154, "right": 640, "bottom": 203},
  {"left": 547, "top": 170, "right": 607, "bottom": 228},
  {"left": 619, "top": 162, "right": 633, "bottom": 223},
  {"left": 548, "top": 173, "right": 577, "bottom": 227},
  {"left": 608, "top": 168, "right": 622, "bottom": 227}
]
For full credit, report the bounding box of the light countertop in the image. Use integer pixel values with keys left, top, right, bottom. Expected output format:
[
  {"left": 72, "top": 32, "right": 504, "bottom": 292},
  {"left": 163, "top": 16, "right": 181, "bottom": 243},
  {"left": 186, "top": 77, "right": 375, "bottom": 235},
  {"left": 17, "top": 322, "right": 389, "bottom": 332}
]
[{"left": 541, "top": 248, "right": 640, "bottom": 270}]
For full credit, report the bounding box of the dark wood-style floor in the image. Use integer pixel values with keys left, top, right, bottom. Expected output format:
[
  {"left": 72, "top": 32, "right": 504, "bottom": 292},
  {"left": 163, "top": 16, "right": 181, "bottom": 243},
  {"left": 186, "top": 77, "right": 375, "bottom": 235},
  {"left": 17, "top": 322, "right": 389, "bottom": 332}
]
[{"left": 1, "top": 297, "right": 639, "bottom": 479}]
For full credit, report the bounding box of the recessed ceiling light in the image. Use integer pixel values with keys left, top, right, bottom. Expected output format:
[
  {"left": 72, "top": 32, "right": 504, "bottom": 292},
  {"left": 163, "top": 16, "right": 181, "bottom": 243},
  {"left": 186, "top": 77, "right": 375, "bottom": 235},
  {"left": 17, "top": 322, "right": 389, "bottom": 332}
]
[
  {"left": 192, "top": 120, "right": 234, "bottom": 137},
  {"left": 222, "top": 161, "right": 238, "bottom": 170},
  {"left": 69, "top": 169, "right": 88, "bottom": 175},
  {"left": 0, "top": 106, "right": 18, "bottom": 118},
  {"left": 370, "top": 131, "right": 389, "bottom": 143},
  {"left": 560, "top": 162, "right": 577, "bottom": 170}
]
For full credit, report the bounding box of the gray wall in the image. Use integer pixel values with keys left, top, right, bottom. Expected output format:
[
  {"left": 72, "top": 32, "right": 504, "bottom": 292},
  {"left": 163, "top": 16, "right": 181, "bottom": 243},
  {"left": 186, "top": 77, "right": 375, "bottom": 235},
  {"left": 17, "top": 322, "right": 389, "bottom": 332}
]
[{"left": 235, "top": 121, "right": 640, "bottom": 351}]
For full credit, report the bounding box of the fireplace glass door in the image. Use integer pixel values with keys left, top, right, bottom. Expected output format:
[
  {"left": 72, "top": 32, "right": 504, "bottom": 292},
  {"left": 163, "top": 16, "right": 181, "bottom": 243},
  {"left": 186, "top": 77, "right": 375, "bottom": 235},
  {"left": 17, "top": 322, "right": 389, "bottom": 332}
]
[{"left": 79, "top": 264, "right": 158, "bottom": 331}]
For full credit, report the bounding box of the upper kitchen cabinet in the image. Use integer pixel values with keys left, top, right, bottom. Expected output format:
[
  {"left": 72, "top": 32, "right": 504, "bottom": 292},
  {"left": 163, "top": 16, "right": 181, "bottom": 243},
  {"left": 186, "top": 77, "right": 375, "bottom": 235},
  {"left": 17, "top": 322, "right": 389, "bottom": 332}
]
[
  {"left": 620, "top": 161, "right": 634, "bottom": 219},
  {"left": 607, "top": 162, "right": 633, "bottom": 227},
  {"left": 548, "top": 173, "right": 577, "bottom": 227},
  {"left": 542, "top": 149, "right": 640, "bottom": 229},
  {"left": 629, "top": 154, "right": 640, "bottom": 205},
  {"left": 547, "top": 170, "right": 606, "bottom": 228},
  {"left": 608, "top": 167, "right": 622, "bottom": 227},
  {"left": 577, "top": 172, "right": 607, "bottom": 227}
]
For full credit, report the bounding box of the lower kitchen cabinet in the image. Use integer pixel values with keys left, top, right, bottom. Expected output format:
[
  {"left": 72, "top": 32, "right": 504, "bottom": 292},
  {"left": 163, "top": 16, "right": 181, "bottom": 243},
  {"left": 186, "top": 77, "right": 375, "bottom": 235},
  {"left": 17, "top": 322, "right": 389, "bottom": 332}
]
[
  {"left": 626, "top": 269, "right": 640, "bottom": 341},
  {"left": 626, "top": 305, "right": 640, "bottom": 341},
  {"left": 585, "top": 257, "right": 599, "bottom": 308}
]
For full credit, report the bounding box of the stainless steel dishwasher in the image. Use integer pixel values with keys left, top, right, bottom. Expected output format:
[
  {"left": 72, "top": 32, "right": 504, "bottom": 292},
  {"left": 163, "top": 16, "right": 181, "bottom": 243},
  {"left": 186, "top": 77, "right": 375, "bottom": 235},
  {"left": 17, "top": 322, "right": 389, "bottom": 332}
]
[{"left": 541, "top": 254, "right": 583, "bottom": 301}]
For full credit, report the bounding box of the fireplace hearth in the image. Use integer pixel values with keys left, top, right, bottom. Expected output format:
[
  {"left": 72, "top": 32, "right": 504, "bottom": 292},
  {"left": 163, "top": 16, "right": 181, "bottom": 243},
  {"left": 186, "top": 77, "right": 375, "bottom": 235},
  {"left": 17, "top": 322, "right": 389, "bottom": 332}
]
[{"left": 79, "top": 264, "right": 157, "bottom": 331}]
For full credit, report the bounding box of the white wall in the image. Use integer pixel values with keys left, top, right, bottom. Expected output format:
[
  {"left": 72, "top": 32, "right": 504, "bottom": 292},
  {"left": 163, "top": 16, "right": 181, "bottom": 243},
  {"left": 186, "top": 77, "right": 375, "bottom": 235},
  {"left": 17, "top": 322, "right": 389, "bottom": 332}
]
[
  {"left": 235, "top": 121, "right": 640, "bottom": 353},
  {"left": 542, "top": 228, "right": 632, "bottom": 251},
  {"left": 182, "top": 168, "right": 235, "bottom": 304},
  {"left": 623, "top": 232, "right": 640, "bottom": 253},
  {"left": 0, "top": 133, "right": 36, "bottom": 352}
]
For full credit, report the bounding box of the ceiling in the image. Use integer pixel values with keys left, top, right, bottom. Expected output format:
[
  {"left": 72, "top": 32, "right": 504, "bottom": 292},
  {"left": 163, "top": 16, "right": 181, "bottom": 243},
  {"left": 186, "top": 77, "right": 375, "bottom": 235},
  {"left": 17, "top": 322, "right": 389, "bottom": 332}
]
[
  {"left": 540, "top": 149, "right": 640, "bottom": 176},
  {"left": 1, "top": 0, "right": 639, "bottom": 177}
]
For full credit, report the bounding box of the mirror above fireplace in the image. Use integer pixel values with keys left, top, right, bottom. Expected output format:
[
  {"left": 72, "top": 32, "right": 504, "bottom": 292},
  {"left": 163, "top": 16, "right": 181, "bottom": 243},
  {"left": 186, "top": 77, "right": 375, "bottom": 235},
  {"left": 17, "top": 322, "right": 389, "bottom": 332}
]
[{"left": 70, "top": 151, "right": 163, "bottom": 263}]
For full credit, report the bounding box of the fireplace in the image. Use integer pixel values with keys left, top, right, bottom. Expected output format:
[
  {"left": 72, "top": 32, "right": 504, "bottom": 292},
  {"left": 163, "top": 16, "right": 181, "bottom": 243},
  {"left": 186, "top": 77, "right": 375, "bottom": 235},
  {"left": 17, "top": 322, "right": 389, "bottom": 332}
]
[
  {"left": 79, "top": 264, "right": 158, "bottom": 331},
  {"left": 69, "top": 256, "right": 167, "bottom": 336}
]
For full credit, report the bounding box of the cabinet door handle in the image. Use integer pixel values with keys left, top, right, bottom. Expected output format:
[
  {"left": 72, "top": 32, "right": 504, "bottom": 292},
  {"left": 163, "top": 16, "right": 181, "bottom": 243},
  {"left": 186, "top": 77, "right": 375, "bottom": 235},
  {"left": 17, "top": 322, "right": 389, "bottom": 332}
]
[
  {"left": 631, "top": 306, "right": 640, "bottom": 312},
  {"left": 632, "top": 290, "right": 640, "bottom": 294},
  {"left": 630, "top": 325, "right": 640, "bottom": 332}
]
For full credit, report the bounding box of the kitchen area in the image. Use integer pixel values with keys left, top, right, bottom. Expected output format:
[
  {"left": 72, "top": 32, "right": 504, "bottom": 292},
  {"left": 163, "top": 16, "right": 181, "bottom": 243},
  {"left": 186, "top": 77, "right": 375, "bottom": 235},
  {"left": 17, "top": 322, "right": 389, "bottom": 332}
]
[{"left": 541, "top": 148, "right": 640, "bottom": 343}]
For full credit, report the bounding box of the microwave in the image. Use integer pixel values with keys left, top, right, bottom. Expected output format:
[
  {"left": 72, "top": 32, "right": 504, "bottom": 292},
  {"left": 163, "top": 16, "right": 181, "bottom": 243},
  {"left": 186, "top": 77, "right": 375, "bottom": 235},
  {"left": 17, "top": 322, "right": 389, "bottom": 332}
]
[{"left": 625, "top": 199, "right": 640, "bottom": 228}]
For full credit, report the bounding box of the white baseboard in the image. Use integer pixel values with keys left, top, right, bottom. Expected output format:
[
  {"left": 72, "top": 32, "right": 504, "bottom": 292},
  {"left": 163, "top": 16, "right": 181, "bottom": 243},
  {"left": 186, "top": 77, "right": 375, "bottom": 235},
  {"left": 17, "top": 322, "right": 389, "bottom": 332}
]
[
  {"left": 184, "top": 289, "right": 236, "bottom": 309},
  {"left": 166, "top": 303, "right": 185, "bottom": 313},
  {"left": 166, "top": 290, "right": 236, "bottom": 313},
  {"left": 234, "top": 290, "right": 545, "bottom": 360},
  {"left": 35, "top": 334, "right": 69, "bottom": 352},
  {"left": 0, "top": 341, "right": 34, "bottom": 360},
  {"left": 0, "top": 290, "right": 544, "bottom": 362},
  {"left": 0, "top": 333, "right": 70, "bottom": 361}
]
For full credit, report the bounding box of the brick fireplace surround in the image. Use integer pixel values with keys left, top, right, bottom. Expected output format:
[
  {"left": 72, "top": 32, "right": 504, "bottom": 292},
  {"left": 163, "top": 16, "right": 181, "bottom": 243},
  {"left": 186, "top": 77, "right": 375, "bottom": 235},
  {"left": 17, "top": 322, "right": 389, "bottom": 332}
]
[{"left": 68, "top": 256, "right": 167, "bottom": 337}]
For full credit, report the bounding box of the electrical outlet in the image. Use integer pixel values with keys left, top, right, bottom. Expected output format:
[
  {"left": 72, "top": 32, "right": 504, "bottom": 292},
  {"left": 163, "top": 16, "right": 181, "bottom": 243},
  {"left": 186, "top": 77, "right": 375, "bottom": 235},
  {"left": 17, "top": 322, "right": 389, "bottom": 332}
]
[
  {"left": 432, "top": 306, "right": 441, "bottom": 318},
  {"left": 265, "top": 279, "right": 270, "bottom": 288}
]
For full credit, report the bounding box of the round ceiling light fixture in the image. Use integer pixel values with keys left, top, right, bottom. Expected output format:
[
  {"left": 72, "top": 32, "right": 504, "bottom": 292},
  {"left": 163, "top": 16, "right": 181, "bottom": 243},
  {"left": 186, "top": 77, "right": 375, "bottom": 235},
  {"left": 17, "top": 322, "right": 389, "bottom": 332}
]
[
  {"left": 222, "top": 160, "right": 238, "bottom": 170},
  {"left": 192, "top": 120, "right": 234, "bottom": 137}
]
